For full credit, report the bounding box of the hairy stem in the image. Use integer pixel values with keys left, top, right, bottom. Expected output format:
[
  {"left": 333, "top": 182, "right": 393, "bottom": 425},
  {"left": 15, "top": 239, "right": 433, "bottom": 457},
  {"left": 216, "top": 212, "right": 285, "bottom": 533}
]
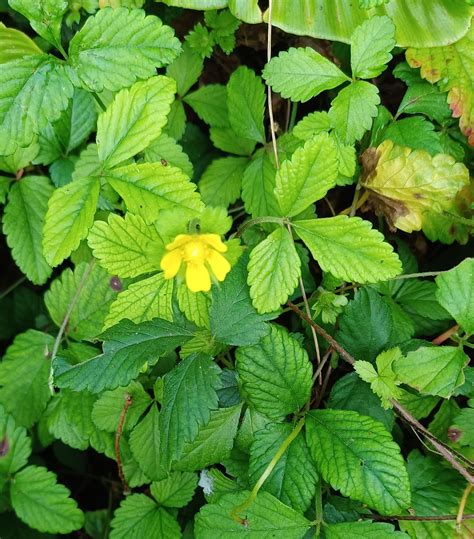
[
  {"left": 266, "top": 0, "right": 279, "bottom": 169},
  {"left": 115, "top": 392, "right": 133, "bottom": 495}
]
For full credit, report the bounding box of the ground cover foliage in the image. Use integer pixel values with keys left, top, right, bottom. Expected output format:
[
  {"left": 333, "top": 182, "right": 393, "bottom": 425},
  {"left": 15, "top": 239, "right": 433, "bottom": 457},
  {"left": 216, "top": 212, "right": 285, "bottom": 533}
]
[{"left": 0, "top": 0, "right": 473, "bottom": 537}]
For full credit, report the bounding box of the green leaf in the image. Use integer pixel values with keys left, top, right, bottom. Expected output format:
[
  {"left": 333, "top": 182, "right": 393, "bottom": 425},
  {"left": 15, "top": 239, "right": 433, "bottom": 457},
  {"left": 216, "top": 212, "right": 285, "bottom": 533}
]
[
  {"left": 174, "top": 404, "right": 242, "bottom": 472},
  {"left": 0, "top": 23, "right": 42, "bottom": 64},
  {"left": 306, "top": 409, "right": 411, "bottom": 515},
  {"left": 293, "top": 111, "right": 331, "bottom": 140},
  {"left": 110, "top": 494, "right": 180, "bottom": 539},
  {"left": 0, "top": 55, "right": 73, "bottom": 155},
  {"left": 46, "top": 390, "right": 96, "bottom": 450},
  {"left": 275, "top": 133, "right": 338, "bottom": 217},
  {"left": 249, "top": 424, "right": 317, "bottom": 512},
  {"left": 177, "top": 284, "right": 210, "bottom": 329},
  {"left": 43, "top": 176, "right": 100, "bottom": 267},
  {"left": 0, "top": 405, "right": 31, "bottom": 475},
  {"left": 199, "top": 157, "right": 247, "bottom": 208},
  {"left": 393, "top": 346, "right": 468, "bottom": 398},
  {"left": 97, "top": 76, "right": 176, "bottom": 168},
  {"left": 326, "top": 521, "right": 409, "bottom": 538},
  {"left": 248, "top": 227, "right": 301, "bottom": 314},
  {"left": 144, "top": 133, "right": 193, "bottom": 178},
  {"left": 68, "top": 7, "right": 181, "bottom": 92},
  {"left": 88, "top": 213, "right": 164, "bottom": 279},
  {"left": 151, "top": 471, "right": 198, "bottom": 508},
  {"left": 8, "top": 0, "right": 67, "bottom": 48},
  {"left": 227, "top": 66, "right": 265, "bottom": 143},
  {"left": 105, "top": 273, "right": 174, "bottom": 330},
  {"left": 0, "top": 330, "right": 54, "bottom": 428},
  {"left": 164, "top": 99, "right": 186, "bottom": 141},
  {"left": 166, "top": 43, "right": 203, "bottom": 97},
  {"left": 210, "top": 255, "right": 270, "bottom": 346},
  {"left": 210, "top": 125, "right": 256, "bottom": 156},
  {"left": 263, "top": 47, "right": 349, "bottom": 102},
  {"left": 381, "top": 116, "right": 442, "bottom": 156},
  {"left": 351, "top": 16, "right": 395, "bottom": 79},
  {"left": 104, "top": 162, "right": 203, "bottom": 224},
  {"left": 396, "top": 81, "right": 452, "bottom": 124},
  {"left": 236, "top": 325, "right": 312, "bottom": 419},
  {"left": 184, "top": 84, "right": 228, "bottom": 127},
  {"left": 195, "top": 490, "right": 312, "bottom": 538},
  {"left": 293, "top": 216, "right": 402, "bottom": 283},
  {"left": 3, "top": 176, "right": 53, "bottom": 284},
  {"left": 436, "top": 258, "right": 474, "bottom": 334},
  {"left": 45, "top": 262, "right": 117, "bottom": 341},
  {"left": 11, "top": 465, "right": 84, "bottom": 534},
  {"left": 329, "top": 81, "right": 380, "bottom": 144},
  {"left": 53, "top": 318, "right": 194, "bottom": 393}
]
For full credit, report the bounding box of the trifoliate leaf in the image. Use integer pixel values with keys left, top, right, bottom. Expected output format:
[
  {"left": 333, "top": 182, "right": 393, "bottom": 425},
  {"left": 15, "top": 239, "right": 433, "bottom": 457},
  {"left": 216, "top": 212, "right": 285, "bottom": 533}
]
[
  {"left": 88, "top": 213, "right": 164, "bottom": 278},
  {"left": 166, "top": 43, "right": 203, "bottom": 97},
  {"left": 263, "top": 47, "right": 349, "bottom": 102},
  {"left": 293, "top": 216, "right": 402, "bottom": 283},
  {"left": 53, "top": 318, "right": 194, "bottom": 393},
  {"left": 68, "top": 7, "right": 181, "bottom": 92},
  {"left": 326, "top": 521, "right": 409, "bottom": 538},
  {"left": 0, "top": 55, "right": 73, "bottom": 155},
  {"left": 227, "top": 66, "right": 265, "bottom": 143},
  {"left": 110, "top": 494, "right": 179, "bottom": 539},
  {"left": 406, "top": 23, "right": 474, "bottom": 145},
  {"left": 0, "top": 23, "right": 42, "bottom": 63},
  {"left": 393, "top": 346, "right": 468, "bottom": 398},
  {"left": 249, "top": 424, "right": 317, "bottom": 512},
  {"left": 144, "top": 133, "right": 193, "bottom": 178},
  {"left": 151, "top": 471, "right": 198, "bottom": 508},
  {"left": 329, "top": 81, "right": 380, "bottom": 144},
  {"left": 293, "top": 111, "right": 331, "bottom": 140},
  {"left": 104, "top": 162, "right": 203, "bottom": 224},
  {"left": 275, "top": 133, "right": 338, "bottom": 217},
  {"left": 11, "top": 465, "right": 84, "bottom": 534},
  {"left": 248, "top": 227, "right": 301, "bottom": 314},
  {"left": 361, "top": 140, "right": 469, "bottom": 233},
  {"left": 3, "top": 176, "right": 53, "bottom": 284},
  {"left": 175, "top": 404, "right": 242, "bottom": 472},
  {"left": 97, "top": 76, "right": 176, "bottom": 168},
  {"left": 382, "top": 116, "right": 443, "bottom": 155},
  {"left": 199, "top": 157, "right": 247, "bottom": 208},
  {"left": 236, "top": 325, "right": 312, "bottom": 419},
  {"left": 306, "top": 409, "right": 411, "bottom": 515},
  {"left": 351, "top": 16, "right": 395, "bottom": 79},
  {"left": 436, "top": 258, "right": 474, "bottom": 335},
  {"left": 0, "top": 405, "right": 31, "bottom": 475},
  {"left": 43, "top": 176, "right": 100, "bottom": 267},
  {"left": 159, "top": 353, "right": 221, "bottom": 469},
  {"left": 184, "top": 84, "right": 228, "bottom": 128},
  {"left": 45, "top": 263, "right": 117, "bottom": 341},
  {"left": 0, "top": 330, "right": 54, "bottom": 428}
]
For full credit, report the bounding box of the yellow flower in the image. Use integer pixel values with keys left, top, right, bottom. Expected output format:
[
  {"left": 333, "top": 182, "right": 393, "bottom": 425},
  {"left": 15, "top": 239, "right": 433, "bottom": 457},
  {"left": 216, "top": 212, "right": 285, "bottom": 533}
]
[{"left": 160, "top": 233, "right": 231, "bottom": 292}]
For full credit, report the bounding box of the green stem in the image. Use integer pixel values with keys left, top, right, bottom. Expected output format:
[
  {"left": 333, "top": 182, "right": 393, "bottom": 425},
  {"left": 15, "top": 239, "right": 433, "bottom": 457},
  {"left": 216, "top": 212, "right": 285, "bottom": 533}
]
[
  {"left": 92, "top": 92, "right": 107, "bottom": 112},
  {"left": 314, "top": 479, "right": 323, "bottom": 537},
  {"left": 234, "top": 216, "right": 287, "bottom": 238},
  {"left": 288, "top": 102, "right": 299, "bottom": 131},
  {"left": 0, "top": 276, "right": 26, "bottom": 300},
  {"left": 390, "top": 270, "right": 445, "bottom": 281}
]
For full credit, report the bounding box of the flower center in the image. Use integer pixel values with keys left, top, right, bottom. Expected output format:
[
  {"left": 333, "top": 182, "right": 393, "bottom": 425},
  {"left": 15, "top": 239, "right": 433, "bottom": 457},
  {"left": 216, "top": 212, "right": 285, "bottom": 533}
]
[{"left": 182, "top": 240, "right": 207, "bottom": 263}]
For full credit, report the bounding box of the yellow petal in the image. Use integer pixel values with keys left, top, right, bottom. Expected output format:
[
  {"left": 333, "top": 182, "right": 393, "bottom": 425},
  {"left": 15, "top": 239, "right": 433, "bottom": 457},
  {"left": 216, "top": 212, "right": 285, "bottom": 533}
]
[
  {"left": 161, "top": 249, "right": 182, "bottom": 279},
  {"left": 166, "top": 234, "right": 192, "bottom": 251},
  {"left": 206, "top": 250, "right": 231, "bottom": 281},
  {"left": 186, "top": 262, "right": 211, "bottom": 292},
  {"left": 200, "top": 234, "right": 227, "bottom": 253}
]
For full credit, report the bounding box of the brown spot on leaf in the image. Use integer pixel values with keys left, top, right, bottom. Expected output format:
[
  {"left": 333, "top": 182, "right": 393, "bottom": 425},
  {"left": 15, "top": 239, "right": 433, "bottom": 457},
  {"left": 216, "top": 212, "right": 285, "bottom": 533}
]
[
  {"left": 413, "top": 193, "right": 423, "bottom": 200},
  {"left": 366, "top": 192, "right": 409, "bottom": 232},
  {"left": 160, "top": 159, "right": 168, "bottom": 166},
  {"left": 110, "top": 276, "right": 122, "bottom": 291},
  {"left": 360, "top": 147, "right": 380, "bottom": 183},
  {"left": 447, "top": 427, "right": 462, "bottom": 442}
]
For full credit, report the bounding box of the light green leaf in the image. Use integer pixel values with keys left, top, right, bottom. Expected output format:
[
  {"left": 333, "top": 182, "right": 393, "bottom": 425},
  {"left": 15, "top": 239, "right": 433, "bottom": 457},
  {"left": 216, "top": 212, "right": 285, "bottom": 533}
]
[
  {"left": 326, "top": 521, "right": 409, "bottom": 538},
  {"left": 177, "top": 284, "right": 210, "bottom": 329},
  {"left": 227, "top": 66, "right": 265, "bottom": 143},
  {"left": 11, "top": 465, "right": 84, "bottom": 534},
  {"left": 159, "top": 353, "right": 221, "bottom": 469},
  {"left": 68, "top": 7, "right": 181, "bottom": 92},
  {"left": 184, "top": 84, "right": 228, "bottom": 128},
  {"left": 0, "top": 330, "right": 54, "bottom": 428},
  {"left": 393, "top": 346, "right": 468, "bottom": 398},
  {"left": 110, "top": 494, "right": 180, "bottom": 539},
  {"left": 88, "top": 213, "right": 164, "bottom": 278},
  {"left": 104, "top": 273, "right": 174, "bottom": 330},
  {"left": 0, "top": 142, "right": 39, "bottom": 175},
  {"left": 436, "top": 258, "right": 474, "bottom": 334},
  {"left": 151, "top": 471, "right": 198, "bottom": 508},
  {"left": 97, "top": 76, "right": 176, "bottom": 168},
  {"left": 199, "top": 156, "right": 247, "bottom": 208},
  {"left": 249, "top": 424, "right": 317, "bottom": 512},
  {"left": 263, "top": 47, "right": 349, "bottom": 102},
  {"left": 174, "top": 404, "right": 242, "bottom": 472},
  {"left": 293, "top": 216, "right": 402, "bottom": 283},
  {"left": 3, "top": 176, "right": 53, "bottom": 284},
  {"left": 0, "top": 23, "right": 42, "bottom": 63},
  {"left": 293, "top": 111, "right": 331, "bottom": 140},
  {"left": 195, "top": 490, "right": 312, "bottom": 538},
  {"left": 46, "top": 390, "right": 96, "bottom": 450},
  {"left": 248, "top": 227, "right": 301, "bottom": 314},
  {"left": 166, "top": 43, "right": 203, "bottom": 97},
  {"left": 43, "top": 176, "right": 100, "bottom": 267},
  {"left": 0, "top": 405, "right": 31, "bottom": 475},
  {"left": 45, "top": 262, "right": 117, "bottom": 341},
  {"left": 329, "top": 81, "right": 380, "bottom": 144},
  {"left": 104, "top": 162, "right": 203, "bottom": 224},
  {"left": 144, "top": 133, "right": 193, "bottom": 178},
  {"left": 306, "top": 409, "right": 411, "bottom": 515},
  {"left": 236, "top": 325, "right": 312, "bottom": 419},
  {"left": 72, "top": 144, "right": 101, "bottom": 181},
  {"left": 0, "top": 55, "right": 73, "bottom": 155},
  {"left": 210, "top": 125, "right": 256, "bottom": 156},
  {"left": 351, "top": 16, "right": 395, "bottom": 79},
  {"left": 275, "top": 133, "right": 338, "bottom": 217},
  {"left": 53, "top": 318, "right": 194, "bottom": 393}
]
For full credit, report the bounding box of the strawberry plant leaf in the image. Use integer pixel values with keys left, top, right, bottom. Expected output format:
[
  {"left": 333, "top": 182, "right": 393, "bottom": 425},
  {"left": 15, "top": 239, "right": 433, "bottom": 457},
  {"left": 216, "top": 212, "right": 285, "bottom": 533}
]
[
  {"left": 183, "top": 84, "right": 228, "bottom": 127},
  {"left": 0, "top": 405, "right": 31, "bottom": 475},
  {"left": 144, "top": 133, "right": 193, "bottom": 178},
  {"left": 326, "top": 521, "right": 409, "bottom": 538},
  {"left": 199, "top": 156, "right": 247, "bottom": 208},
  {"left": 0, "top": 23, "right": 42, "bottom": 63},
  {"left": 150, "top": 471, "right": 198, "bottom": 508},
  {"left": 166, "top": 43, "right": 203, "bottom": 97}
]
